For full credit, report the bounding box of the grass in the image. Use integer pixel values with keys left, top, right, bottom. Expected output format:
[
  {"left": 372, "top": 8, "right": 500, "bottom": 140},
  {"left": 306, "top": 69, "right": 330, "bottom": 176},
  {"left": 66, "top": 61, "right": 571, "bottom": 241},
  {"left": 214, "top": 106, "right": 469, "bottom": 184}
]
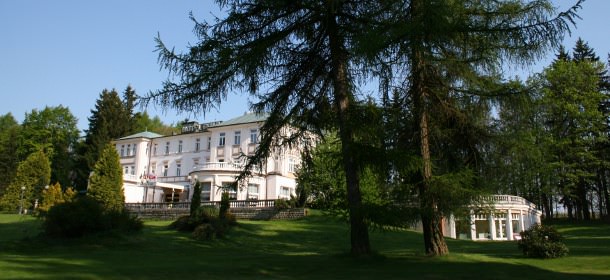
[{"left": 1, "top": 211, "right": 609, "bottom": 279}]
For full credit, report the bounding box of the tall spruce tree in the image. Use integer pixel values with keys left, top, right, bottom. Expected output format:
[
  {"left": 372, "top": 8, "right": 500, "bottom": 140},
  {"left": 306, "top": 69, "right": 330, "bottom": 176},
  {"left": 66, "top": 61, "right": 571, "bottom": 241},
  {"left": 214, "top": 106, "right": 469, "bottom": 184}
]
[
  {"left": 87, "top": 144, "right": 125, "bottom": 212},
  {"left": 82, "top": 87, "right": 139, "bottom": 190}
]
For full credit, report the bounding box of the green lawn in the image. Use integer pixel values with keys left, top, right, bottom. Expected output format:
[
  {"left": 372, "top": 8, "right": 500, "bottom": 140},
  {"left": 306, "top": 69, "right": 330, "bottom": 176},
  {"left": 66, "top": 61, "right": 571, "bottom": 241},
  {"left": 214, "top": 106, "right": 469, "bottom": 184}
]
[{"left": 1, "top": 212, "right": 609, "bottom": 279}]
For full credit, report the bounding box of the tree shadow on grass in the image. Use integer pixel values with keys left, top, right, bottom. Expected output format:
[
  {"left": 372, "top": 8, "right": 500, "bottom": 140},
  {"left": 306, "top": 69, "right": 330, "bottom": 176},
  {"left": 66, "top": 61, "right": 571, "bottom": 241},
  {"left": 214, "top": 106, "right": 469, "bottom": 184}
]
[{"left": 2, "top": 216, "right": 609, "bottom": 279}]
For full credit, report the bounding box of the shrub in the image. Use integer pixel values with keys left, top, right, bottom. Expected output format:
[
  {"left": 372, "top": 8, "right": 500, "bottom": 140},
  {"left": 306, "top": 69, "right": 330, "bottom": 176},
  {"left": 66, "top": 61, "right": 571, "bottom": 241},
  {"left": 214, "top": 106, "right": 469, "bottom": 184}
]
[
  {"left": 219, "top": 192, "right": 230, "bottom": 218},
  {"left": 43, "top": 197, "right": 142, "bottom": 238},
  {"left": 169, "top": 207, "right": 218, "bottom": 232},
  {"left": 170, "top": 204, "right": 236, "bottom": 240},
  {"left": 190, "top": 181, "right": 202, "bottom": 216},
  {"left": 43, "top": 197, "right": 103, "bottom": 238},
  {"left": 518, "top": 224, "right": 569, "bottom": 258},
  {"left": 274, "top": 198, "right": 296, "bottom": 210},
  {"left": 192, "top": 223, "right": 216, "bottom": 240}
]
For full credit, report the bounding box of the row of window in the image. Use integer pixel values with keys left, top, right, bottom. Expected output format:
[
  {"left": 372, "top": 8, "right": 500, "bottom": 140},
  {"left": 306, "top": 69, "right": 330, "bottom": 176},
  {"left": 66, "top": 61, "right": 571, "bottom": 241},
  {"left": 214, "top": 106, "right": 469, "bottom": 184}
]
[
  {"left": 120, "top": 144, "right": 137, "bottom": 157},
  {"left": 149, "top": 129, "right": 259, "bottom": 156}
]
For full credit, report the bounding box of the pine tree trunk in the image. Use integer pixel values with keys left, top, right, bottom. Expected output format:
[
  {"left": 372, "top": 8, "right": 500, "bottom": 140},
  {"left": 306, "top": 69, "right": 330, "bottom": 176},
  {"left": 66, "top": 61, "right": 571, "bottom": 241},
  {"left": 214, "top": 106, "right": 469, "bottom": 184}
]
[{"left": 327, "top": 4, "right": 370, "bottom": 256}]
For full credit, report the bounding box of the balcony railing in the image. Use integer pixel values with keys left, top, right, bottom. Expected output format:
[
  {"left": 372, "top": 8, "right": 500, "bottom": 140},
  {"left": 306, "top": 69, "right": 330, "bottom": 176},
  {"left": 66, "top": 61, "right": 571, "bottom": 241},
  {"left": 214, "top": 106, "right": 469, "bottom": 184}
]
[
  {"left": 488, "top": 195, "right": 536, "bottom": 208},
  {"left": 125, "top": 199, "right": 276, "bottom": 211},
  {"left": 194, "top": 162, "right": 243, "bottom": 172}
]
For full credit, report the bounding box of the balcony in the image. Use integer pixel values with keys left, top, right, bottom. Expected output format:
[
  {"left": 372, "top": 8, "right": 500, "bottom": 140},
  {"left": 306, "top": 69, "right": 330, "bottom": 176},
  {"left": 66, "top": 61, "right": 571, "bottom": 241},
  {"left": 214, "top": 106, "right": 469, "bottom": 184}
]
[
  {"left": 487, "top": 195, "right": 537, "bottom": 209},
  {"left": 194, "top": 162, "right": 243, "bottom": 172}
]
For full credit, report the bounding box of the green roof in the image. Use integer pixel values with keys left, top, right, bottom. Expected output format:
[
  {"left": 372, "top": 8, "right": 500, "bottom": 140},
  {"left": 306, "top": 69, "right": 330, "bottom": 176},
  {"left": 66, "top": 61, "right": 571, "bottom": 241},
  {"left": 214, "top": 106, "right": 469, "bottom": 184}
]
[
  {"left": 118, "top": 131, "right": 164, "bottom": 140},
  {"left": 211, "top": 112, "right": 268, "bottom": 127}
]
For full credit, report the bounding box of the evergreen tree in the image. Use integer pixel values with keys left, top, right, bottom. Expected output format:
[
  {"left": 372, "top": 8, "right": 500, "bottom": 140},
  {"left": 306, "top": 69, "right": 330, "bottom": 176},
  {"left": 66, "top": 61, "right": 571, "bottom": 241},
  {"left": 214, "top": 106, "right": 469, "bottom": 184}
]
[
  {"left": 369, "top": 0, "right": 582, "bottom": 255},
  {"left": 87, "top": 144, "right": 125, "bottom": 212},
  {"left": 82, "top": 86, "right": 139, "bottom": 190},
  {"left": 190, "top": 181, "right": 201, "bottom": 216},
  {"left": 142, "top": 0, "right": 399, "bottom": 256},
  {"left": 0, "top": 113, "right": 21, "bottom": 196},
  {"left": 38, "top": 182, "right": 76, "bottom": 215},
  {"left": 0, "top": 149, "right": 51, "bottom": 212}
]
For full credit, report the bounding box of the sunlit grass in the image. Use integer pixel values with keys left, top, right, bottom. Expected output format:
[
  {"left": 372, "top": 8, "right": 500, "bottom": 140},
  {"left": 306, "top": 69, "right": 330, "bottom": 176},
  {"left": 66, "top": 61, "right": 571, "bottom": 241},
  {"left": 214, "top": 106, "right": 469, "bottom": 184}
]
[{"left": 1, "top": 212, "right": 609, "bottom": 279}]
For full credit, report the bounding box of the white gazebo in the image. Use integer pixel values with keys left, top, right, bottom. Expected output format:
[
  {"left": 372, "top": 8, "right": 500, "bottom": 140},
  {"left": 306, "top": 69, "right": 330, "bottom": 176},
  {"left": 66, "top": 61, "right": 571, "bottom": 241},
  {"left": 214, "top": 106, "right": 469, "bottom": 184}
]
[{"left": 446, "top": 195, "right": 542, "bottom": 241}]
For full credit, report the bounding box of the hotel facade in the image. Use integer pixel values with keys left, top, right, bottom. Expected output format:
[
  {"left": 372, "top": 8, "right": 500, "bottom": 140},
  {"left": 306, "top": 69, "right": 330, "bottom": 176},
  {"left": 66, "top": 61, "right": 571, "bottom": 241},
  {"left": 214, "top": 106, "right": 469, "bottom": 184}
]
[{"left": 113, "top": 113, "right": 301, "bottom": 204}]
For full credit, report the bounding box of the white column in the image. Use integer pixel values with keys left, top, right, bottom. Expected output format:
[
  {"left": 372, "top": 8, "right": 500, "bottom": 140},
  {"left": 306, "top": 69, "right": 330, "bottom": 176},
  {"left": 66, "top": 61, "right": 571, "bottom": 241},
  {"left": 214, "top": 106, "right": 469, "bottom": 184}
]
[
  {"left": 470, "top": 212, "right": 477, "bottom": 240},
  {"left": 449, "top": 214, "right": 456, "bottom": 239},
  {"left": 212, "top": 175, "right": 218, "bottom": 201},
  {"left": 519, "top": 209, "right": 525, "bottom": 232},
  {"left": 489, "top": 213, "right": 496, "bottom": 240},
  {"left": 506, "top": 209, "right": 513, "bottom": 241}
]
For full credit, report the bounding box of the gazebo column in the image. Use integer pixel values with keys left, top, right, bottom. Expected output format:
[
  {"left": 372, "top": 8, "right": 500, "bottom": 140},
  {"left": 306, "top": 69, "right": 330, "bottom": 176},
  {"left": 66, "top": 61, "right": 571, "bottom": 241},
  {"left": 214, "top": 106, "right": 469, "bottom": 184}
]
[
  {"left": 470, "top": 211, "right": 477, "bottom": 240},
  {"left": 448, "top": 214, "right": 456, "bottom": 239},
  {"left": 506, "top": 209, "right": 513, "bottom": 241},
  {"left": 489, "top": 212, "right": 496, "bottom": 240},
  {"left": 519, "top": 209, "right": 525, "bottom": 232}
]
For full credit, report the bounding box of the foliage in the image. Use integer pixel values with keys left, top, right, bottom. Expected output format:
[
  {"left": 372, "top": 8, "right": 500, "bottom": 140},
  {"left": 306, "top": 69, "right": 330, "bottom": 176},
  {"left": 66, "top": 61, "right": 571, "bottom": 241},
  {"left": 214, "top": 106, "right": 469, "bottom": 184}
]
[
  {"left": 38, "top": 182, "right": 76, "bottom": 216},
  {"left": 169, "top": 207, "right": 218, "bottom": 232},
  {"left": 0, "top": 149, "right": 51, "bottom": 212},
  {"left": 144, "top": 0, "right": 396, "bottom": 256},
  {"left": 18, "top": 106, "right": 80, "bottom": 188},
  {"left": 274, "top": 198, "right": 295, "bottom": 210},
  {"left": 170, "top": 206, "right": 234, "bottom": 240},
  {"left": 87, "top": 144, "right": 125, "bottom": 212},
  {"left": 369, "top": 0, "right": 583, "bottom": 256},
  {"left": 219, "top": 192, "right": 230, "bottom": 219},
  {"left": 190, "top": 181, "right": 202, "bottom": 216},
  {"left": 42, "top": 197, "right": 142, "bottom": 238},
  {"left": 82, "top": 87, "right": 139, "bottom": 186},
  {"left": 133, "top": 111, "right": 179, "bottom": 135},
  {"left": 0, "top": 113, "right": 20, "bottom": 196},
  {"left": 518, "top": 224, "right": 569, "bottom": 259}
]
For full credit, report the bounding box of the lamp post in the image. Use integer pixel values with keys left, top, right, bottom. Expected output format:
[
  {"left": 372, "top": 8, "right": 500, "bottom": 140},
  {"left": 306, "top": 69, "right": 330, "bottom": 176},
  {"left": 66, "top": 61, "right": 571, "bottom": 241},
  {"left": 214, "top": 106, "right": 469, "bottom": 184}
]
[{"left": 19, "top": 186, "right": 25, "bottom": 215}]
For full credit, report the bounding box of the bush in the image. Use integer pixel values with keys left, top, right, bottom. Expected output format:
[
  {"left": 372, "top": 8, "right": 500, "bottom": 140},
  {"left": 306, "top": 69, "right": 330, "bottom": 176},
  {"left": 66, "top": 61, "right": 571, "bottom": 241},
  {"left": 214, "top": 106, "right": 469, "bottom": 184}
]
[
  {"left": 170, "top": 205, "right": 236, "bottom": 240},
  {"left": 192, "top": 223, "right": 216, "bottom": 240},
  {"left": 517, "top": 224, "right": 569, "bottom": 258},
  {"left": 274, "top": 198, "right": 297, "bottom": 210},
  {"left": 169, "top": 207, "right": 218, "bottom": 232},
  {"left": 43, "top": 197, "right": 142, "bottom": 238},
  {"left": 219, "top": 192, "right": 230, "bottom": 218}
]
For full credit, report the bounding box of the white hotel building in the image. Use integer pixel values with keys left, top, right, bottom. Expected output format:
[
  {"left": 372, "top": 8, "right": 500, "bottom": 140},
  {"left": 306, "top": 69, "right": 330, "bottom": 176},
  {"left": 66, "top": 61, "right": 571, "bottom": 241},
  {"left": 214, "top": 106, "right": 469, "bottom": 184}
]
[
  {"left": 113, "top": 112, "right": 541, "bottom": 241},
  {"left": 113, "top": 113, "right": 301, "bottom": 204}
]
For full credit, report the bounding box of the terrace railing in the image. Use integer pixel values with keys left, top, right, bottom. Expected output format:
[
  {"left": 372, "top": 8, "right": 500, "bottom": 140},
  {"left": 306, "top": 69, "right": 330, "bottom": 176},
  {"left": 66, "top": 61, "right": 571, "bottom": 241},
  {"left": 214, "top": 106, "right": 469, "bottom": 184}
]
[{"left": 125, "top": 199, "right": 276, "bottom": 211}]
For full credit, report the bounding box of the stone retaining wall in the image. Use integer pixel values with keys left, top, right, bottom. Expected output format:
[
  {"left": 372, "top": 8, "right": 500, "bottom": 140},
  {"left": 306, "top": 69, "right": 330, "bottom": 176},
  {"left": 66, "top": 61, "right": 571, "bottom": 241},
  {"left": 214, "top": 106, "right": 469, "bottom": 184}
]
[{"left": 128, "top": 207, "right": 306, "bottom": 220}]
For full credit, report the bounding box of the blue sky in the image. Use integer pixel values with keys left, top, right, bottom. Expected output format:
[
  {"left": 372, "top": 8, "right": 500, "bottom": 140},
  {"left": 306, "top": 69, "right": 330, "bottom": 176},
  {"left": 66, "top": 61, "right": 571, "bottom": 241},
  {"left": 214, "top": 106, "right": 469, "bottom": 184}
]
[{"left": 1, "top": 0, "right": 608, "bottom": 134}]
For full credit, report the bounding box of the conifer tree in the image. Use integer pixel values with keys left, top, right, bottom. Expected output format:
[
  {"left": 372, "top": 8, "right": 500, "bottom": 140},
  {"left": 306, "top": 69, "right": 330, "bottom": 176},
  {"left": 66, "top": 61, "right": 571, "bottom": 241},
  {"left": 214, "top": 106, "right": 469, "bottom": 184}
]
[
  {"left": 87, "top": 144, "right": 125, "bottom": 212},
  {"left": 0, "top": 113, "right": 20, "bottom": 196},
  {"left": 370, "top": 0, "right": 583, "bottom": 255}
]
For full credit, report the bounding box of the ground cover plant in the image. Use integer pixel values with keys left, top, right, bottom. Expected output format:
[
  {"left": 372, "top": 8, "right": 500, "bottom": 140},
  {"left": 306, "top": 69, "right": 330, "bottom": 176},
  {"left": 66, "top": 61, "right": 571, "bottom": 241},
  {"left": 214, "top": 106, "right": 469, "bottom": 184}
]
[{"left": 1, "top": 213, "right": 609, "bottom": 279}]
